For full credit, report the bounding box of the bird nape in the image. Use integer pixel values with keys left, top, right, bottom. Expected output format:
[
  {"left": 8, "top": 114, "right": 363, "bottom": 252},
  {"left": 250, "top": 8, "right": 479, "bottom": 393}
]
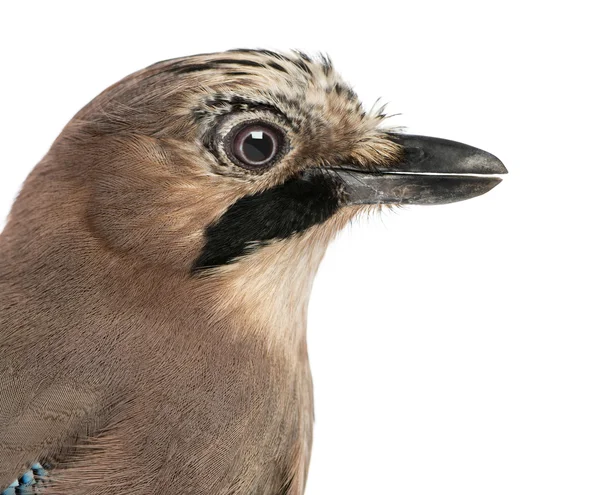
[{"left": 0, "top": 49, "right": 506, "bottom": 495}]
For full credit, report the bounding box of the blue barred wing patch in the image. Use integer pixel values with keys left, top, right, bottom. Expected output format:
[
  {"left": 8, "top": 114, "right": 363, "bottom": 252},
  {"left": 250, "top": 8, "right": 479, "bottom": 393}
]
[{"left": 2, "top": 463, "right": 50, "bottom": 494}]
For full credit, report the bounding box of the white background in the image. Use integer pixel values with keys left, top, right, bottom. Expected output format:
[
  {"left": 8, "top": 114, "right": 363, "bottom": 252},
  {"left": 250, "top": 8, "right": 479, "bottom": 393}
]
[{"left": 1, "top": 1, "right": 598, "bottom": 493}]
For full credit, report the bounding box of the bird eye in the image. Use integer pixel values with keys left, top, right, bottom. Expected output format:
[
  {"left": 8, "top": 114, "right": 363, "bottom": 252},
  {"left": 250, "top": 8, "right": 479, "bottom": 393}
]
[{"left": 225, "top": 122, "right": 284, "bottom": 170}]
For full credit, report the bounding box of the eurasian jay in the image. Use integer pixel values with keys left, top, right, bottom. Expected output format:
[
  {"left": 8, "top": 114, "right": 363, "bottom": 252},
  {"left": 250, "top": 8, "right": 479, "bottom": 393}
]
[{"left": 0, "top": 50, "right": 506, "bottom": 494}]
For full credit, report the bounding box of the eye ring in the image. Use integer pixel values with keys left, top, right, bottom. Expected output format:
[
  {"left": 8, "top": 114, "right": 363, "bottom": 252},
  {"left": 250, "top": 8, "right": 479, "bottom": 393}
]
[{"left": 224, "top": 121, "right": 286, "bottom": 171}]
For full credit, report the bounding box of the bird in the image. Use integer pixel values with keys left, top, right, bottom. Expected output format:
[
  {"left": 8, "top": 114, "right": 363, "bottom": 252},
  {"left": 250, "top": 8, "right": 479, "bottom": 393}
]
[{"left": 0, "top": 49, "right": 506, "bottom": 494}]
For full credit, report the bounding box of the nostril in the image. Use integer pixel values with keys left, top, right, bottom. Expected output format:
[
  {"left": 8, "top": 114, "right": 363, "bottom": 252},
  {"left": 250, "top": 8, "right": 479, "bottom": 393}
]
[{"left": 401, "top": 146, "right": 426, "bottom": 165}]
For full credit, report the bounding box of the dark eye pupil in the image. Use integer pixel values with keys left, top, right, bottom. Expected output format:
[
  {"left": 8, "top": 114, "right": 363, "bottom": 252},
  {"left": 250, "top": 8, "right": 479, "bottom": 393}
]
[
  {"left": 229, "top": 123, "right": 282, "bottom": 169},
  {"left": 242, "top": 131, "right": 274, "bottom": 163}
]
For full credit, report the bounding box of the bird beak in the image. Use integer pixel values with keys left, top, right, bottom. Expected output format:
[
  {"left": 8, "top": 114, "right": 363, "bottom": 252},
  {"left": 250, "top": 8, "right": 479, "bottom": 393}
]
[{"left": 333, "top": 133, "right": 507, "bottom": 206}]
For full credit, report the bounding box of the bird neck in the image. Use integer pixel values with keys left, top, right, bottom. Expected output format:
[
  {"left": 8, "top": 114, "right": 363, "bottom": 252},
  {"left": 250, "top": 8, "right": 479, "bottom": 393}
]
[{"left": 198, "top": 230, "right": 330, "bottom": 356}]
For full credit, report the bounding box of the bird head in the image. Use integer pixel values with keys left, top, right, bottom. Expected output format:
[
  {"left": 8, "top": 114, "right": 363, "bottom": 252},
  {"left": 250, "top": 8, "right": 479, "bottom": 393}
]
[{"left": 8, "top": 50, "right": 506, "bottom": 348}]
